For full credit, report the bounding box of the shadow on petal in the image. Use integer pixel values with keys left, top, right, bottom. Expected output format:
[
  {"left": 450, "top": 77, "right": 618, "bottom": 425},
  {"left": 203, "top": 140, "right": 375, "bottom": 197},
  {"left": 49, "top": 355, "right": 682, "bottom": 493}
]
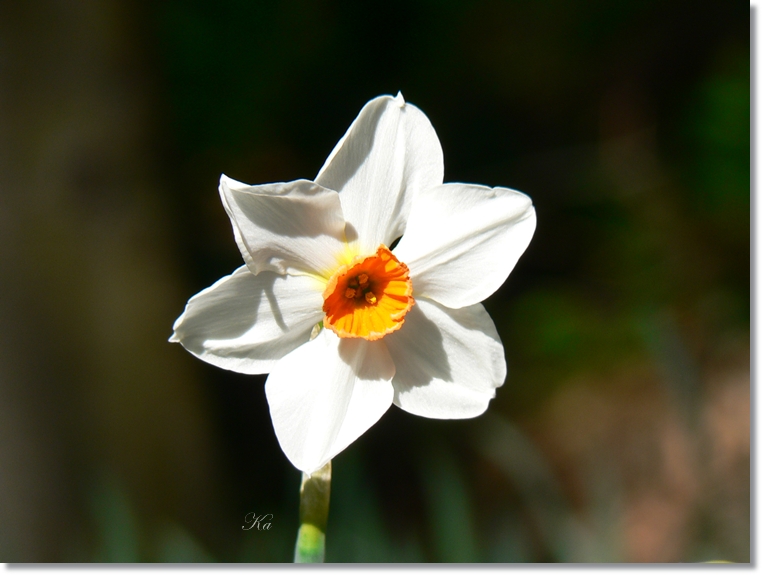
[
  {"left": 385, "top": 302, "right": 453, "bottom": 389},
  {"left": 240, "top": 193, "right": 342, "bottom": 239},
  {"left": 200, "top": 271, "right": 280, "bottom": 341},
  {"left": 262, "top": 277, "right": 287, "bottom": 332},
  {"left": 316, "top": 102, "right": 384, "bottom": 192},
  {"left": 344, "top": 222, "right": 359, "bottom": 243},
  {"left": 335, "top": 336, "right": 397, "bottom": 383},
  {"left": 175, "top": 269, "right": 320, "bottom": 373}
]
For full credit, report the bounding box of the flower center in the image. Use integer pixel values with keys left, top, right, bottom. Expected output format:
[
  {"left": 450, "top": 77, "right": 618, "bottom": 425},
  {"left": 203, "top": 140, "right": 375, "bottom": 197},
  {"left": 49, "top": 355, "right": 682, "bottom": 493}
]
[{"left": 322, "top": 245, "right": 414, "bottom": 340}]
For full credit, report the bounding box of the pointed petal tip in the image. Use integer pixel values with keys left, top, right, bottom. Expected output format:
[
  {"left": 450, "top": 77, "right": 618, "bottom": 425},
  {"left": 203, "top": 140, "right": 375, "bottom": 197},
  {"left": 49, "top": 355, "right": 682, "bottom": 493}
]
[
  {"left": 218, "top": 173, "right": 250, "bottom": 193},
  {"left": 394, "top": 91, "right": 405, "bottom": 107},
  {"left": 218, "top": 173, "right": 233, "bottom": 189}
]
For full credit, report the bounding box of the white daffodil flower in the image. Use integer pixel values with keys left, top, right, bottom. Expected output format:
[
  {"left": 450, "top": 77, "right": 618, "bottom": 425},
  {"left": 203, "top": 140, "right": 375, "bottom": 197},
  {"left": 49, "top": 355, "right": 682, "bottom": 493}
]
[{"left": 171, "top": 93, "right": 536, "bottom": 474}]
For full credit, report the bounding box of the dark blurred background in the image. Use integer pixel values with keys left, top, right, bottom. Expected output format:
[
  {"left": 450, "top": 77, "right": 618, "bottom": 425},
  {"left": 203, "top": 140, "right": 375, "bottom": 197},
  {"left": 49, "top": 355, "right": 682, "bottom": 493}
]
[{"left": 0, "top": 0, "right": 749, "bottom": 563}]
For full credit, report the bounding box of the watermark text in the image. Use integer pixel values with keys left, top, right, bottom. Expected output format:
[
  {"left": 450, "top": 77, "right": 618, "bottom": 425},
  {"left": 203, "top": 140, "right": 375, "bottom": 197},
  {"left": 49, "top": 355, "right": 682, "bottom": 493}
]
[{"left": 242, "top": 512, "right": 273, "bottom": 531}]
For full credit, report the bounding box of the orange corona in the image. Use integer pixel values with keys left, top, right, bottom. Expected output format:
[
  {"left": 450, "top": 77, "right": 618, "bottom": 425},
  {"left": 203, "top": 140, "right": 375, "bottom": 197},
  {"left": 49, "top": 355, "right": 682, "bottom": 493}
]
[{"left": 322, "top": 245, "right": 414, "bottom": 340}]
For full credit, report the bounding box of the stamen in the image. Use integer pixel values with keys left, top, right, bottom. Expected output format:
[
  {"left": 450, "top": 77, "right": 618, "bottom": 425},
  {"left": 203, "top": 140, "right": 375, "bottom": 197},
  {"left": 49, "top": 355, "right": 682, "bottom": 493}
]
[
  {"left": 364, "top": 291, "right": 377, "bottom": 305},
  {"left": 344, "top": 288, "right": 357, "bottom": 299},
  {"left": 357, "top": 273, "right": 369, "bottom": 286}
]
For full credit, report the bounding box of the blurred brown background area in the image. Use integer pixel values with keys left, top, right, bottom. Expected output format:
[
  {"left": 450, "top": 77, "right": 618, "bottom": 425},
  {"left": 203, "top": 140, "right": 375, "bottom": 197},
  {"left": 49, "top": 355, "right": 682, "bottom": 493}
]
[{"left": 0, "top": 0, "right": 749, "bottom": 563}]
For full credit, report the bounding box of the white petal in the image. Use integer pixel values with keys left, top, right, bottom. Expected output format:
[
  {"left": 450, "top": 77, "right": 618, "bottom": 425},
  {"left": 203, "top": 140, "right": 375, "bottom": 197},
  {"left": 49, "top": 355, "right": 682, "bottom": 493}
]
[
  {"left": 385, "top": 298, "right": 506, "bottom": 419},
  {"left": 315, "top": 94, "right": 444, "bottom": 254},
  {"left": 218, "top": 176, "right": 258, "bottom": 272},
  {"left": 394, "top": 183, "right": 536, "bottom": 309},
  {"left": 265, "top": 329, "right": 395, "bottom": 473},
  {"left": 219, "top": 175, "right": 348, "bottom": 278},
  {"left": 170, "top": 266, "right": 324, "bottom": 374}
]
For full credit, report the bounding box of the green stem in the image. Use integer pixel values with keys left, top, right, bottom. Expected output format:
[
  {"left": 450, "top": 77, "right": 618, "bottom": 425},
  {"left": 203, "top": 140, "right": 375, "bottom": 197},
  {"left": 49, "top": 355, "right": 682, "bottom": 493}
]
[{"left": 294, "top": 460, "right": 331, "bottom": 563}]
